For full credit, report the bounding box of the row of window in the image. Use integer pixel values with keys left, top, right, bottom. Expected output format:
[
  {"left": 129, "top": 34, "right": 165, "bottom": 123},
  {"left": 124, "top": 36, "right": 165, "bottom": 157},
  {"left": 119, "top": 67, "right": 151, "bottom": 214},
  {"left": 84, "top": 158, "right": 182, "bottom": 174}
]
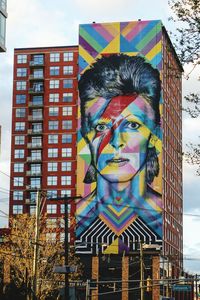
[
  {"left": 15, "top": 120, "right": 73, "bottom": 131},
  {"left": 13, "top": 175, "right": 72, "bottom": 187},
  {"left": 17, "top": 52, "right": 74, "bottom": 64},
  {"left": 16, "top": 66, "right": 74, "bottom": 77},
  {"left": 13, "top": 161, "right": 72, "bottom": 173},
  {"left": 15, "top": 106, "right": 73, "bottom": 118},
  {"left": 13, "top": 189, "right": 72, "bottom": 201},
  {"left": 16, "top": 93, "right": 74, "bottom": 104},
  {"left": 16, "top": 79, "right": 74, "bottom": 90},
  {"left": 14, "top": 134, "right": 73, "bottom": 145},
  {"left": 14, "top": 148, "right": 73, "bottom": 159}
]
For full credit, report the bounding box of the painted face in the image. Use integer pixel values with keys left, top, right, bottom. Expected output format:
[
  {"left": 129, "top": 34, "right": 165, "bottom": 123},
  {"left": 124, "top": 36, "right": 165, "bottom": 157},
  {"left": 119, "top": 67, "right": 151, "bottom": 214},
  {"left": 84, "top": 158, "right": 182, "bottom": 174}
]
[{"left": 84, "top": 94, "right": 156, "bottom": 183}]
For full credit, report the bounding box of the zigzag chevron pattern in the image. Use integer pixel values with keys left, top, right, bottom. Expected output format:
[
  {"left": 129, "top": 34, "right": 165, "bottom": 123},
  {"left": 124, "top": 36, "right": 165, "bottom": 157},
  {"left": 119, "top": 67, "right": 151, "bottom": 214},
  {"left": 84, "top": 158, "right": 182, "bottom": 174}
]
[
  {"left": 79, "top": 20, "right": 162, "bottom": 74},
  {"left": 76, "top": 20, "right": 163, "bottom": 255},
  {"left": 76, "top": 218, "right": 162, "bottom": 254}
]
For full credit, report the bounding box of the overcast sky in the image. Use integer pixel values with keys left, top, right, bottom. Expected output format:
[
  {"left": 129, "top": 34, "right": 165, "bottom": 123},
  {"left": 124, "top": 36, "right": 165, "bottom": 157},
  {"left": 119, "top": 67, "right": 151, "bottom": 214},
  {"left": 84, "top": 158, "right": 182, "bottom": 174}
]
[{"left": 0, "top": 0, "right": 199, "bottom": 273}]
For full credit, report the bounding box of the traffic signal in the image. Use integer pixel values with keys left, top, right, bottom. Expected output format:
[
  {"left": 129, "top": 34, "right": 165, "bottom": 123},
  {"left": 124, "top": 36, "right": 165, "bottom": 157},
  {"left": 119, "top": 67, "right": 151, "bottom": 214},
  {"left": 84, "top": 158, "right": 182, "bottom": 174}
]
[{"left": 146, "top": 276, "right": 152, "bottom": 292}]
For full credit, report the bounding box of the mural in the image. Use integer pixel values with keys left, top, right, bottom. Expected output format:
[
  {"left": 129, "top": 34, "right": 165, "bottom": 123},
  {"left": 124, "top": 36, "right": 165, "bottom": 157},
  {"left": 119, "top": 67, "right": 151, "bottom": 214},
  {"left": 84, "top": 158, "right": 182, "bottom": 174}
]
[{"left": 76, "top": 20, "right": 163, "bottom": 254}]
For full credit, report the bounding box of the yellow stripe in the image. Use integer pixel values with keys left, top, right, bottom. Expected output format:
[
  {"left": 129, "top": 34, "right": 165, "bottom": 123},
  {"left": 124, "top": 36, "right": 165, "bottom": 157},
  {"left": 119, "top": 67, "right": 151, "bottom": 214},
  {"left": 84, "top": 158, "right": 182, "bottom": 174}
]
[
  {"left": 145, "top": 40, "right": 162, "bottom": 61},
  {"left": 79, "top": 45, "right": 95, "bottom": 67},
  {"left": 121, "top": 21, "right": 137, "bottom": 37},
  {"left": 103, "top": 22, "right": 120, "bottom": 37},
  {"left": 107, "top": 205, "right": 127, "bottom": 217}
]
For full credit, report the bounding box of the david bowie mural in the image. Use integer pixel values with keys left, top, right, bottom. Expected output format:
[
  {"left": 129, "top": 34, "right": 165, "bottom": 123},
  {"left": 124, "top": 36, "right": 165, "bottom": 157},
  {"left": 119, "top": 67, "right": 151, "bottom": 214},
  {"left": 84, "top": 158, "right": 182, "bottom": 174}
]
[{"left": 76, "top": 22, "right": 163, "bottom": 255}]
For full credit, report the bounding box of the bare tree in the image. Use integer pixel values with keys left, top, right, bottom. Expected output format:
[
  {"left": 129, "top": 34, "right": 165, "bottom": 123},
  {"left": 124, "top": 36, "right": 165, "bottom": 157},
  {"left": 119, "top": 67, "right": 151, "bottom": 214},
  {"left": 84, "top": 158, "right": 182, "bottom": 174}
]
[
  {"left": 169, "top": 0, "right": 200, "bottom": 173},
  {"left": 0, "top": 214, "right": 82, "bottom": 299}
]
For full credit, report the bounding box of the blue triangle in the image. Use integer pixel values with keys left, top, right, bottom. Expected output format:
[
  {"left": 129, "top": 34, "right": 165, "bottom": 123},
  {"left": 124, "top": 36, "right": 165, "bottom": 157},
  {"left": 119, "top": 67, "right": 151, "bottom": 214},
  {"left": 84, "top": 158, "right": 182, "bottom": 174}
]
[{"left": 120, "top": 35, "right": 138, "bottom": 53}]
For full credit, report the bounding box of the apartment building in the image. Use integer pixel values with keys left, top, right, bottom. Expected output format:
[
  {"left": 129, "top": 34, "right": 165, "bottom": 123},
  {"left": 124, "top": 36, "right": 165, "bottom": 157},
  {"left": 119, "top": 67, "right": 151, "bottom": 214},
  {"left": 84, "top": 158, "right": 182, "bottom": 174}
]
[{"left": 9, "top": 46, "right": 78, "bottom": 241}]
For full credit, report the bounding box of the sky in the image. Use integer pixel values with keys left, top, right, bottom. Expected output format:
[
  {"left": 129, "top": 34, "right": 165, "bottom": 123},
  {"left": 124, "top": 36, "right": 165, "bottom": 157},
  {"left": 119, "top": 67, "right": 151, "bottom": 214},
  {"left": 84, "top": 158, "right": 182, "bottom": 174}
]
[{"left": 0, "top": 0, "right": 199, "bottom": 274}]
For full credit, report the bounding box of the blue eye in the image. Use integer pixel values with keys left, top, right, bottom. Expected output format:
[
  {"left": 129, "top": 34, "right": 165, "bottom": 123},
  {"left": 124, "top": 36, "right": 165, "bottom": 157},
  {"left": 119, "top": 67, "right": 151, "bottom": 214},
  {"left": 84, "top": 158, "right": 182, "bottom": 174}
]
[
  {"left": 127, "top": 122, "right": 140, "bottom": 130},
  {"left": 95, "top": 124, "right": 108, "bottom": 132}
]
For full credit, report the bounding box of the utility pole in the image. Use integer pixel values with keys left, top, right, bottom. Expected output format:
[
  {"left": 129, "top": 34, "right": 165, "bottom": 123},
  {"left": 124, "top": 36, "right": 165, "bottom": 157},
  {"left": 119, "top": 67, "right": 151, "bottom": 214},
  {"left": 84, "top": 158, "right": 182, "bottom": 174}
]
[
  {"left": 32, "top": 190, "right": 41, "bottom": 299},
  {"left": 64, "top": 196, "right": 69, "bottom": 300},
  {"left": 196, "top": 274, "right": 198, "bottom": 300},
  {"left": 53, "top": 195, "right": 82, "bottom": 300},
  {"left": 140, "top": 241, "right": 144, "bottom": 300}
]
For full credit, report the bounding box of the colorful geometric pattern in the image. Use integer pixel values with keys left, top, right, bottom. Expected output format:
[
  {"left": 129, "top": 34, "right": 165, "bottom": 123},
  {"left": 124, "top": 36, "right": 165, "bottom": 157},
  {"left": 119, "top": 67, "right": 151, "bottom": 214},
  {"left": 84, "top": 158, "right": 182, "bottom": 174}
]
[
  {"left": 79, "top": 20, "right": 162, "bottom": 74},
  {"left": 76, "top": 20, "right": 163, "bottom": 255}
]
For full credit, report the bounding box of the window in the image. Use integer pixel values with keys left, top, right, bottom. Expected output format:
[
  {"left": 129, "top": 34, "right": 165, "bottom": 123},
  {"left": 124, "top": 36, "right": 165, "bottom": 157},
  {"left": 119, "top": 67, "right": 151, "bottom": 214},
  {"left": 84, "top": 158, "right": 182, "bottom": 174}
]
[
  {"left": 32, "top": 109, "right": 43, "bottom": 120},
  {"left": 31, "top": 136, "right": 42, "bottom": 147},
  {"left": 30, "top": 206, "right": 36, "bottom": 215},
  {"left": 48, "top": 148, "right": 58, "bottom": 158},
  {"left": 47, "top": 190, "right": 57, "bottom": 199},
  {"left": 61, "top": 202, "right": 71, "bottom": 213},
  {"left": 30, "top": 177, "right": 41, "bottom": 189},
  {"left": 62, "top": 120, "right": 72, "bottom": 130},
  {"left": 48, "top": 134, "right": 58, "bottom": 144},
  {"left": 30, "top": 164, "right": 41, "bottom": 175},
  {"left": 31, "top": 150, "right": 42, "bottom": 160},
  {"left": 16, "top": 81, "right": 26, "bottom": 90},
  {"left": 48, "top": 162, "right": 58, "bottom": 172},
  {"left": 50, "top": 53, "right": 60, "bottom": 62},
  {"left": 17, "top": 54, "right": 27, "bottom": 64},
  {"left": 63, "top": 93, "right": 73, "bottom": 102},
  {"left": 15, "top": 135, "right": 25, "bottom": 145},
  {"left": 32, "top": 95, "right": 43, "bottom": 105},
  {"left": 33, "top": 69, "right": 43, "bottom": 79},
  {"left": 14, "top": 149, "right": 24, "bottom": 159},
  {"left": 47, "top": 176, "right": 57, "bottom": 186},
  {"left": 50, "top": 66, "right": 59, "bottom": 75},
  {"left": 62, "top": 106, "right": 72, "bottom": 116},
  {"left": 47, "top": 204, "right": 57, "bottom": 214},
  {"left": 60, "top": 232, "right": 65, "bottom": 242},
  {"left": 46, "top": 233, "right": 57, "bottom": 242},
  {"left": 62, "top": 134, "right": 72, "bottom": 143},
  {"left": 32, "top": 123, "right": 42, "bottom": 133},
  {"left": 13, "top": 191, "right": 23, "bottom": 201},
  {"left": 16, "top": 94, "right": 26, "bottom": 104},
  {"left": 13, "top": 177, "right": 24, "bottom": 187},
  {"left": 15, "top": 122, "right": 25, "bottom": 131},
  {"left": 46, "top": 218, "right": 57, "bottom": 229},
  {"left": 48, "top": 121, "right": 59, "bottom": 130},
  {"left": 13, "top": 205, "right": 23, "bottom": 214},
  {"left": 32, "top": 54, "right": 44, "bottom": 65},
  {"left": 14, "top": 163, "right": 24, "bottom": 173},
  {"left": 30, "top": 192, "right": 37, "bottom": 202},
  {"left": 49, "top": 93, "right": 59, "bottom": 102},
  {"left": 16, "top": 108, "right": 26, "bottom": 118},
  {"left": 49, "top": 107, "right": 59, "bottom": 116},
  {"left": 49, "top": 80, "right": 59, "bottom": 89},
  {"left": 64, "top": 52, "right": 73, "bottom": 61},
  {"left": 32, "top": 82, "right": 43, "bottom": 92},
  {"left": 63, "top": 79, "right": 73, "bottom": 88},
  {"left": 61, "top": 162, "right": 72, "bottom": 171},
  {"left": 62, "top": 148, "right": 72, "bottom": 157},
  {"left": 17, "top": 68, "right": 27, "bottom": 77},
  {"left": 61, "top": 176, "right": 71, "bottom": 186},
  {"left": 63, "top": 66, "right": 73, "bottom": 75}
]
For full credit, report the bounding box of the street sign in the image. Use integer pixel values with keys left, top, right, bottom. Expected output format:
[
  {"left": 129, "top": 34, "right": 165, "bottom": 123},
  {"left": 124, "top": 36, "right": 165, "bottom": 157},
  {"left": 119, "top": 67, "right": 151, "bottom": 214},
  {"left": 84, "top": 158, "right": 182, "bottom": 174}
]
[{"left": 172, "top": 285, "right": 192, "bottom": 292}]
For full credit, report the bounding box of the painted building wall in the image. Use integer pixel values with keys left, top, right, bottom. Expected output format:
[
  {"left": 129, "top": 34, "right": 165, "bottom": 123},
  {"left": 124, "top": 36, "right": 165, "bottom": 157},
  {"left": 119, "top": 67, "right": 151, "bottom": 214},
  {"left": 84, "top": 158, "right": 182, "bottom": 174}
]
[{"left": 76, "top": 20, "right": 163, "bottom": 255}]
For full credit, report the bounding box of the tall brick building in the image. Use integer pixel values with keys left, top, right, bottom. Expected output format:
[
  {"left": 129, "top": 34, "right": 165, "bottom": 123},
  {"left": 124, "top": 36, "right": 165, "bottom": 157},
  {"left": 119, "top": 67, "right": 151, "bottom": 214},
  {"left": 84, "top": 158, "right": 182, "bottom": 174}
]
[
  {"left": 9, "top": 20, "right": 183, "bottom": 299},
  {"left": 9, "top": 46, "right": 78, "bottom": 241}
]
